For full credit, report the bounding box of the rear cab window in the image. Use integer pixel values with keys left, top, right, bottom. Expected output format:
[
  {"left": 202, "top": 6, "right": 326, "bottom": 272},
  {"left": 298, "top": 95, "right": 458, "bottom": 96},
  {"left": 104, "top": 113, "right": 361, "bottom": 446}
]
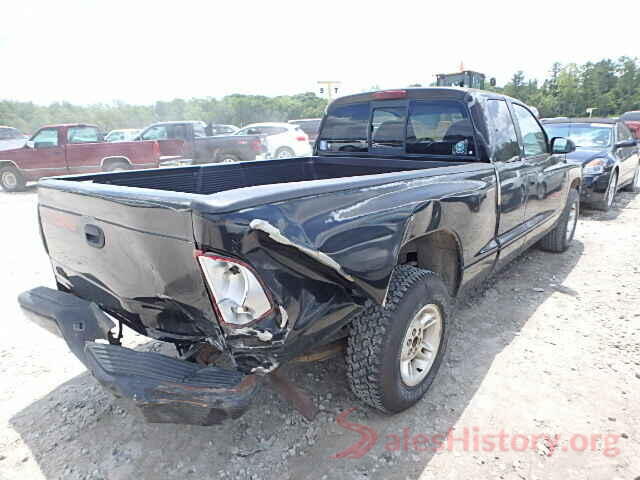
[
  {"left": 318, "top": 97, "right": 477, "bottom": 159},
  {"left": 67, "top": 126, "right": 100, "bottom": 144}
]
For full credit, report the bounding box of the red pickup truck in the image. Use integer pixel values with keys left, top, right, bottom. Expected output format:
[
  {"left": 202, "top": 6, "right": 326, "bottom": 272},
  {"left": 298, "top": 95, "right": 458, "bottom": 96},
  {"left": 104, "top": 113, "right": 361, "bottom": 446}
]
[{"left": 0, "top": 123, "right": 160, "bottom": 192}]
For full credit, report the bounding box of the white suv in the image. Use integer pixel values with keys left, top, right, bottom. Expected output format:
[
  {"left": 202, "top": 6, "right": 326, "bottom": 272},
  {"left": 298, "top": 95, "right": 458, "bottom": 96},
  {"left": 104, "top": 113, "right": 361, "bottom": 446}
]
[{"left": 235, "top": 122, "right": 312, "bottom": 159}]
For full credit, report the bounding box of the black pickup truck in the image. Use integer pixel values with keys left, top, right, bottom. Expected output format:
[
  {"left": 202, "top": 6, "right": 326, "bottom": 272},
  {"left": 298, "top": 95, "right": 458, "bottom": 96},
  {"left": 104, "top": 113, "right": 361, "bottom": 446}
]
[
  {"left": 19, "top": 88, "right": 580, "bottom": 426},
  {"left": 135, "top": 120, "right": 267, "bottom": 164}
]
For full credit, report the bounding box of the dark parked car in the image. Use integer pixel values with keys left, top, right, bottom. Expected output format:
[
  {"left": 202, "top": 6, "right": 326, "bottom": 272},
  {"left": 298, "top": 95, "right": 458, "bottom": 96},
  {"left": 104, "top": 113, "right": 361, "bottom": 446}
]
[
  {"left": 543, "top": 118, "right": 640, "bottom": 211},
  {"left": 135, "top": 121, "right": 266, "bottom": 164},
  {"left": 19, "top": 88, "right": 580, "bottom": 425},
  {"left": 288, "top": 118, "right": 321, "bottom": 144}
]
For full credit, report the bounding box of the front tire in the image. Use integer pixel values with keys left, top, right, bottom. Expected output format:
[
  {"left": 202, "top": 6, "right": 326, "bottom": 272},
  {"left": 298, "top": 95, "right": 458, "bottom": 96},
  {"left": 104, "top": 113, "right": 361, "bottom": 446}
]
[
  {"left": 622, "top": 164, "right": 640, "bottom": 193},
  {"left": 596, "top": 170, "right": 618, "bottom": 211},
  {"left": 346, "top": 265, "right": 450, "bottom": 413},
  {"left": 539, "top": 188, "right": 579, "bottom": 253},
  {"left": 0, "top": 166, "right": 26, "bottom": 192}
]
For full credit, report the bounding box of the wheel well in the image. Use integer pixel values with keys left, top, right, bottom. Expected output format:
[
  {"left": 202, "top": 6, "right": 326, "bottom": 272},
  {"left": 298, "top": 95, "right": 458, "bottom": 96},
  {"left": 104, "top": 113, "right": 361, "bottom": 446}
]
[
  {"left": 0, "top": 160, "right": 19, "bottom": 170},
  {"left": 397, "top": 230, "right": 462, "bottom": 297},
  {"left": 101, "top": 157, "right": 131, "bottom": 169},
  {"left": 570, "top": 177, "right": 581, "bottom": 191}
]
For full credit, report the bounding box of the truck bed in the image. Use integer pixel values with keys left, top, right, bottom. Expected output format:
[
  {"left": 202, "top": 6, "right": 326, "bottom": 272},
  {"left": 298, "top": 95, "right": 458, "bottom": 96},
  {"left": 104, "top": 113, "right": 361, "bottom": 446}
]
[
  {"left": 36, "top": 155, "right": 488, "bottom": 343},
  {"left": 60, "top": 156, "right": 471, "bottom": 193}
]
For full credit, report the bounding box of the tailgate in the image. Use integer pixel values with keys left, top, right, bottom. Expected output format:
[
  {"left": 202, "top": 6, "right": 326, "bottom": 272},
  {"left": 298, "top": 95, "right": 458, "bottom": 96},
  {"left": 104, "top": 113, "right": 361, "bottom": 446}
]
[{"left": 37, "top": 182, "right": 221, "bottom": 343}]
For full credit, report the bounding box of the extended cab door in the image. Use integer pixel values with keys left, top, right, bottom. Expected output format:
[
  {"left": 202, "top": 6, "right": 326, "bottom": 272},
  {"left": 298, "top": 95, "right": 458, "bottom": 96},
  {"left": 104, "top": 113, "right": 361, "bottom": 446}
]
[
  {"left": 140, "top": 124, "right": 190, "bottom": 159},
  {"left": 20, "top": 127, "right": 67, "bottom": 178},
  {"left": 510, "top": 103, "right": 566, "bottom": 235},
  {"left": 65, "top": 125, "right": 103, "bottom": 174},
  {"left": 485, "top": 99, "right": 528, "bottom": 264}
]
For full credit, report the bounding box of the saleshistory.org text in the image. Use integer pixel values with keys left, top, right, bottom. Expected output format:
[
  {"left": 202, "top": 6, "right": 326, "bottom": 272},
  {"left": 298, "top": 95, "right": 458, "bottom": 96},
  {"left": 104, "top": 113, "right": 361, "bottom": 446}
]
[{"left": 331, "top": 409, "right": 622, "bottom": 459}]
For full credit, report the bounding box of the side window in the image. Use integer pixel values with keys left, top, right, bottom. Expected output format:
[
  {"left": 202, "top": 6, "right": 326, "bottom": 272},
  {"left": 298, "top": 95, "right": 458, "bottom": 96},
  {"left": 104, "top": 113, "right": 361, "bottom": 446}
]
[
  {"left": 512, "top": 104, "right": 548, "bottom": 157},
  {"left": 371, "top": 107, "right": 405, "bottom": 149},
  {"left": 171, "top": 124, "right": 189, "bottom": 140},
  {"left": 406, "top": 100, "right": 475, "bottom": 156},
  {"left": 3, "top": 128, "right": 22, "bottom": 139},
  {"left": 67, "top": 126, "right": 99, "bottom": 144},
  {"left": 617, "top": 122, "right": 633, "bottom": 142},
  {"left": 193, "top": 124, "right": 207, "bottom": 138},
  {"left": 31, "top": 128, "right": 59, "bottom": 147},
  {"left": 141, "top": 126, "right": 168, "bottom": 140},
  {"left": 486, "top": 100, "right": 520, "bottom": 162}
]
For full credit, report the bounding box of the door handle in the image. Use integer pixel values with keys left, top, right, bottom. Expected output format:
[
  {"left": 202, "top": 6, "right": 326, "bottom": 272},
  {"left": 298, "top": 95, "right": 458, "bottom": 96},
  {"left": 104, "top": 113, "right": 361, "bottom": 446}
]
[{"left": 84, "top": 224, "right": 105, "bottom": 248}]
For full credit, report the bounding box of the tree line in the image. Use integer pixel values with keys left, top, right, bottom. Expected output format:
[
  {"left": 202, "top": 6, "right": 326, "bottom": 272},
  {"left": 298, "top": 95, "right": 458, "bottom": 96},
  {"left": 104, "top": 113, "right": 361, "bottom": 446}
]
[
  {"left": 0, "top": 93, "right": 328, "bottom": 134},
  {"left": 491, "top": 57, "right": 640, "bottom": 118},
  {"left": 1, "top": 57, "right": 639, "bottom": 134}
]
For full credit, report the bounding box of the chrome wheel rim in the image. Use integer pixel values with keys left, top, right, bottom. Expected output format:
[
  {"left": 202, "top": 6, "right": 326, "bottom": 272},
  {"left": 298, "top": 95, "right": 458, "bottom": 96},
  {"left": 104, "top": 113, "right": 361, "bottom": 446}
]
[
  {"left": 400, "top": 304, "right": 443, "bottom": 387},
  {"left": 222, "top": 158, "right": 235, "bottom": 163},
  {"left": 566, "top": 200, "right": 578, "bottom": 243},
  {"left": 277, "top": 150, "right": 291, "bottom": 158},
  {"left": 607, "top": 173, "right": 617, "bottom": 207},
  {"left": 2, "top": 171, "right": 17, "bottom": 189}
]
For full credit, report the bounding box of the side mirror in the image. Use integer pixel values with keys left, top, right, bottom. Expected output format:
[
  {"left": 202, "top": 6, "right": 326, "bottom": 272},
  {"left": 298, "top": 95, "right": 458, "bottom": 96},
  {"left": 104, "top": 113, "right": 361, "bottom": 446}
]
[
  {"left": 489, "top": 77, "right": 497, "bottom": 87},
  {"left": 25, "top": 140, "right": 34, "bottom": 149},
  {"left": 614, "top": 139, "right": 637, "bottom": 149},
  {"left": 551, "top": 137, "right": 576, "bottom": 154}
]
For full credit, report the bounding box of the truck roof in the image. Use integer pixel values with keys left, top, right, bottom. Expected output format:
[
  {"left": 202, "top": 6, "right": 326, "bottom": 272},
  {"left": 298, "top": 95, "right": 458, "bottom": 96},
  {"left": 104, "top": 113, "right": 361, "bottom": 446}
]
[
  {"left": 39, "top": 123, "right": 99, "bottom": 129},
  {"left": 146, "top": 121, "right": 205, "bottom": 126},
  {"left": 330, "top": 87, "right": 518, "bottom": 108},
  {"left": 541, "top": 117, "right": 618, "bottom": 124}
]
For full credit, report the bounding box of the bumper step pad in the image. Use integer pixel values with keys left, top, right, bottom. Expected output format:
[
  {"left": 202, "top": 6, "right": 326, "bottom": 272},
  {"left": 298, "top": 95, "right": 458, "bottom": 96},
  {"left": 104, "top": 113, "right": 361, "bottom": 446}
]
[
  {"left": 19, "top": 286, "right": 258, "bottom": 425},
  {"left": 85, "top": 343, "right": 258, "bottom": 425}
]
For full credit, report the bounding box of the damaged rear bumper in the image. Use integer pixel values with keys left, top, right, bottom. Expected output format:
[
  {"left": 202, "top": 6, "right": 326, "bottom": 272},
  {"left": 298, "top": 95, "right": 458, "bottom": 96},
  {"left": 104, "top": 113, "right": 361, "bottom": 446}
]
[{"left": 18, "top": 286, "right": 259, "bottom": 426}]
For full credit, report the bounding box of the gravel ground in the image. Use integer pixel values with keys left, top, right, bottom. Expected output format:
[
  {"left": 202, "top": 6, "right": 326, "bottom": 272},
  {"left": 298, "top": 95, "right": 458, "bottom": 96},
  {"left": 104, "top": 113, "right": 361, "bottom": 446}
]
[{"left": 0, "top": 186, "right": 639, "bottom": 480}]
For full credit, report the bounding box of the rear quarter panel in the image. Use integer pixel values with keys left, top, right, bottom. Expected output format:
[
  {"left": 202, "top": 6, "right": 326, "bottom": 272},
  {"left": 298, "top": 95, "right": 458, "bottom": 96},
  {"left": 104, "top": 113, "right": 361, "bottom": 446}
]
[
  {"left": 192, "top": 163, "right": 498, "bottom": 363},
  {"left": 65, "top": 141, "right": 158, "bottom": 173}
]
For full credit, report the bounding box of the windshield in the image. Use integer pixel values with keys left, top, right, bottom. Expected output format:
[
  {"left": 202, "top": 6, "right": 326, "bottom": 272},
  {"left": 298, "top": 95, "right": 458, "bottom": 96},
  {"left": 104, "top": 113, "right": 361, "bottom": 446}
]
[{"left": 544, "top": 123, "right": 613, "bottom": 148}]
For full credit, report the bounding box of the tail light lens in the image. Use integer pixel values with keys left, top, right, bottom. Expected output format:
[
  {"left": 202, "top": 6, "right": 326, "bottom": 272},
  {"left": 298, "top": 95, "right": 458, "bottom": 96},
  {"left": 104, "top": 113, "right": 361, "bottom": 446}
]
[
  {"left": 251, "top": 138, "right": 264, "bottom": 152},
  {"left": 196, "top": 251, "right": 273, "bottom": 327},
  {"left": 296, "top": 135, "right": 308, "bottom": 142}
]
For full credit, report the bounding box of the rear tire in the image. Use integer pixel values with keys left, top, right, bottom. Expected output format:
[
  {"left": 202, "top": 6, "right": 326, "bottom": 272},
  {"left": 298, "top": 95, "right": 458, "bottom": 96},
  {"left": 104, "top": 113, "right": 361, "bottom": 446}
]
[
  {"left": 0, "top": 166, "right": 26, "bottom": 192},
  {"left": 539, "top": 188, "right": 579, "bottom": 253},
  {"left": 346, "top": 265, "right": 450, "bottom": 413},
  {"left": 275, "top": 147, "right": 294, "bottom": 159},
  {"left": 103, "top": 160, "right": 130, "bottom": 172},
  {"left": 219, "top": 154, "right": 239, "bottom": 163},
  {"left": 622, "top": 164, "right": 640, "bottom": 193}
]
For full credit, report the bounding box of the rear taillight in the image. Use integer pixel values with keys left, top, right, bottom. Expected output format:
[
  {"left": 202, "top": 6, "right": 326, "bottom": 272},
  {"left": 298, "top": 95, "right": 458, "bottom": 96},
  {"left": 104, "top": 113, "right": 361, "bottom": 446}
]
[
  {"left": 372, "top": 89, "right": 407, "bottom": 100},
  {"left": 196, "top": 251, "right": 273, "bottom": 327},
  {"left": 296, "top": 135, "right": 307, "bottom": 142},
  {"left": 251, "top": 138, "right": 264, "bottom": 152}
]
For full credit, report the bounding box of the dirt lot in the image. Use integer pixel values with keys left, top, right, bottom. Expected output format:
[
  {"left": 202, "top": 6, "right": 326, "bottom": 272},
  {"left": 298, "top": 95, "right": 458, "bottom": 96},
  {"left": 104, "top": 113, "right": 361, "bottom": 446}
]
[{"left": 1, "top": 186, "right": 639, "bottom": 480}]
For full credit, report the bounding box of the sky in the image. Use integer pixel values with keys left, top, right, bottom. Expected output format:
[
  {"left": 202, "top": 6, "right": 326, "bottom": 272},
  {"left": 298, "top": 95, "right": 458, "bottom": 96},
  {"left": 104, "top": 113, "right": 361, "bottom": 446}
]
[{"left": 1, "top": 0, "right": 639, "bottom": 106}]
